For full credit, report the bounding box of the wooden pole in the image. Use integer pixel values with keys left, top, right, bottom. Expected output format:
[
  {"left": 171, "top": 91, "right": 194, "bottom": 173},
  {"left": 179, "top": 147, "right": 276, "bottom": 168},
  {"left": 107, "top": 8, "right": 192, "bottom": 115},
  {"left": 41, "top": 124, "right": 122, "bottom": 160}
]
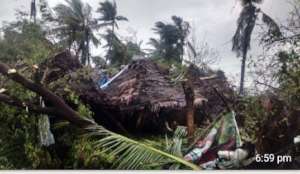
[{"left": 182, "top": 81, "right": 195, "bottom": 141}]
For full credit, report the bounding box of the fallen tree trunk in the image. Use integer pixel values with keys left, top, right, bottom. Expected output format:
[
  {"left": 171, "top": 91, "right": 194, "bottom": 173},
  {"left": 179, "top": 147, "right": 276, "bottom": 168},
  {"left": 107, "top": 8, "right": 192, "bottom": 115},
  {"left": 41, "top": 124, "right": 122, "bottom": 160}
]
[
  {"left": 35, "top": 51, "right": 128, "bottom": 132},
  {"left": 0, "top": 62, "right": 95, "bottom": 128}
]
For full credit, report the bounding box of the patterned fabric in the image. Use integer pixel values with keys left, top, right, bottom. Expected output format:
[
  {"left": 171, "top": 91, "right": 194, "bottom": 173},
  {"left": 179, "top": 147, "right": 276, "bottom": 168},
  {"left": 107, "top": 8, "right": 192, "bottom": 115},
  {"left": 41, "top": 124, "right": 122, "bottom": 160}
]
[{"left": 184, "top": 111, "right": 242, "bottom": 166}]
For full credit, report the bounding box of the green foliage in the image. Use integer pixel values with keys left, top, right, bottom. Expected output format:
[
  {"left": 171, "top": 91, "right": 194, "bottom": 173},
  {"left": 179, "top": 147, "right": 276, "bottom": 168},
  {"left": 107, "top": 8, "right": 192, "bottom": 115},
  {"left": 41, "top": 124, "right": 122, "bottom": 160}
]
[
  {"left": 0, "top": 93, "right": 60, "bottom": 169},
  {"left": 0, "top": 20, "right": 54, "bottom": 64},
  {"left": 97, "top": 0, "right": 128, "bottom": 65},
  {"left": 150, "top": 16, "right": 190, "bottom": 63},
  {"left": 68, "top": 91, "right": 94, "bottom": 120},
  {"left": 276, "top": 50, "right": 300, "bottom": 106},
  {"left": 101, "top": 30, "right": 142, "bottom": 66},
  {"left": 238, "top": 97, "right": 268, "bottom": 142},
  {"left": 97, "top": 0, "right": 128, "bottom": 23},
  {"left": 67, "top": 138, "right": 114, "bottom": 169},
  {"left": 53, "top": 0, "right": 100, "bottom": 65},
  {"left": 154, "top": 59, "right": 188, "bottom": 84},
  {"left": 85, "top": 125, "right": 200, "bottom": 170}
]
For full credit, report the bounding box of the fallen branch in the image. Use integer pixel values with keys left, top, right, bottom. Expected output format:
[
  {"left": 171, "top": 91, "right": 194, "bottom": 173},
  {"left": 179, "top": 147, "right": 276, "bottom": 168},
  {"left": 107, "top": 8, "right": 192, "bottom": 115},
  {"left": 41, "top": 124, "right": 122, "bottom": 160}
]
[
  {"left": 0, "top": 62, "right": 94, "bottom": 128},
  {"left": 0, "top": 93, "right": 57, "bottom": 115}
]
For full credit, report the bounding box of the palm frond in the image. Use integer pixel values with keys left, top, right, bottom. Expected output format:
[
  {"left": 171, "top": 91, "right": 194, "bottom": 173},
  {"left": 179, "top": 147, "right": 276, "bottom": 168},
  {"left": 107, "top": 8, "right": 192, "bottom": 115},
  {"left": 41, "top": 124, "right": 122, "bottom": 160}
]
[
  {"left": 115, "top": 15, "right": 128, "bottom": 21},
  {"left": 260, "top": 12, "right": 282, "bottom": 44},
  {"left": 85, "top": 125, "right": 200, "bottom": 170},
  {"left": 232, "top": 3, "right": 258, "bottom": 57},
  {"left": 97, "top": 0, "right": 117, "bottom": 21},
  {"left": 165, "top": 126, "right": 187, "bottom": 157},
  {"left": 240, "top": 0, "right": 263, "bottom": 6},
  {"left": 165, "top": 126, "right": 188, "bottom": 170},
  {"left": 148, "top": 38, "right": 161, "bottom": 49}
]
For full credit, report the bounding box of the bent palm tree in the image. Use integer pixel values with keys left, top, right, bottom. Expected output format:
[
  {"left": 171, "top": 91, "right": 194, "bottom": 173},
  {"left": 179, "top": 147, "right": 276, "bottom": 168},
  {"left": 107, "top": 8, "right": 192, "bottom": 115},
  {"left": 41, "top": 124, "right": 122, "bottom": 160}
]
[
  {"left": 150, "top": 16, "right": 190, "bottom": 63},
  {"left": 97, "top": 0, "right": 128, "bottom": 64},
  {"left": 54, "top": 0, "right": 100, "bottom": 65},
  {"left": 172, "top": 16, "right": 190, "bottom": 61},
  {"left": 232, "top": 0, "right": 281, "bottom": 95}
]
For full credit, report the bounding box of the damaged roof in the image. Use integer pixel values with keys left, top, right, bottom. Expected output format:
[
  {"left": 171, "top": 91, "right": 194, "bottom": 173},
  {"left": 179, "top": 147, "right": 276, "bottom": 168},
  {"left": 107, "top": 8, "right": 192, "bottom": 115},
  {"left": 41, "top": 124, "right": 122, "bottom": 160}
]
[
  {"left": 103, "top": 59, "right": 188, "bottom": 112},
  {"left": 186, "top": 64, "right": 235, "bottom": 118}
]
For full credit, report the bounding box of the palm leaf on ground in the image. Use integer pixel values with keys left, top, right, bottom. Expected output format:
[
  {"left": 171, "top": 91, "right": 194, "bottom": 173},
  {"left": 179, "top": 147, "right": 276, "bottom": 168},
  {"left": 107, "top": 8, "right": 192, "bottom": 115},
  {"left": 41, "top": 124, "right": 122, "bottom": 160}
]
[{"left": 85, "top": 125, "right": 200, "bottom": 170}]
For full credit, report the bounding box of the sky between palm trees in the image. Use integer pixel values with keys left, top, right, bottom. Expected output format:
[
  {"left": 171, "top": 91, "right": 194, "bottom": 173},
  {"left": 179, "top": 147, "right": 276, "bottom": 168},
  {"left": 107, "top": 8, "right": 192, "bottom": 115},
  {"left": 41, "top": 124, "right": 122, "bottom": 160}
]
[{"left": 0, "top": 0, "right": 292, "bottom": 87}]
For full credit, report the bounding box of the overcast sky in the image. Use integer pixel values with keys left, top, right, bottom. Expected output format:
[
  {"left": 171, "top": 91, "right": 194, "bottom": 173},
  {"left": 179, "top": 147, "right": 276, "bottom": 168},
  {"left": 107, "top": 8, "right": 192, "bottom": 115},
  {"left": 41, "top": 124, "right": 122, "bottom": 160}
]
[{"left": 0, "top": 0, "right": 293, "bottom": 86}]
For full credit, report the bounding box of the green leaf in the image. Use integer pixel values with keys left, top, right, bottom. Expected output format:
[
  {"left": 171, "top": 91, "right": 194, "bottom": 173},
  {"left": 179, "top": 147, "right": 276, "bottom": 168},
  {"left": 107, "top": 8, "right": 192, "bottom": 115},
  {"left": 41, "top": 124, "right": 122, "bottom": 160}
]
[{"left": 84, "top": 125, "right": 200, "bottom": 170}]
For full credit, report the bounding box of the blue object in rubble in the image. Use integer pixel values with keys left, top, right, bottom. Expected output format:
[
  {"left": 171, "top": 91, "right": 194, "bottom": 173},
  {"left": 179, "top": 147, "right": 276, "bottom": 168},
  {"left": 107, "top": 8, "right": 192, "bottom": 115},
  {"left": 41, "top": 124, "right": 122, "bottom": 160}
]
[{"left": 98, "top": 73, "right": 109, "bottom": 87}]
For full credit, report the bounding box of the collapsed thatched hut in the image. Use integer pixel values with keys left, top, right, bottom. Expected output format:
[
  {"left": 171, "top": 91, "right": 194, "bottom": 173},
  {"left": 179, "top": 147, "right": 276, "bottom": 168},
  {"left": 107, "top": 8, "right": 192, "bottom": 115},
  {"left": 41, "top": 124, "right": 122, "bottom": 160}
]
[
  {"left": 103, "top": 59, "right": 186, "bottom": 111},
  {"left": 102, "top": 59, "right": 210, "bottom": 133},
  {"left": 38, "top": 52, "right": 234, "bottom": 133},
  {"left": 102, "top": 59, "right": 184, "bottom": 132}
]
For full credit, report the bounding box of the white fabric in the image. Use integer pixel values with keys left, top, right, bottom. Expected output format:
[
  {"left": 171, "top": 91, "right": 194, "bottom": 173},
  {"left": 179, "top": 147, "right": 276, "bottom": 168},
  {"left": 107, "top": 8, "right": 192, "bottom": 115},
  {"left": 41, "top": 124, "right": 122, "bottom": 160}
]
[{"left": 294, "top": 135, "right": 300, "bottom": 144}]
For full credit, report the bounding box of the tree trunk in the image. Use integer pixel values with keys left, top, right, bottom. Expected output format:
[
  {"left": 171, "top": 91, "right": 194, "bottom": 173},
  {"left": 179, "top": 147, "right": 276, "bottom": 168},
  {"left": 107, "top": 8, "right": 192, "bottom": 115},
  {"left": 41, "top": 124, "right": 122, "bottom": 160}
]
[
  {"left": 30, "top": 0, "right": 36, "bottom": 24},
  {"left": 239, "top": 53, "right": 247, "bottom": 95},
  {"left": 182, "top": 81, "right": 195, "bottom": 141},
  {"left": 106, "top": 21, "right": 115, "bottom": 64},
  {"left": 0, "top": 62, "right": 95, "bottom": 128}
]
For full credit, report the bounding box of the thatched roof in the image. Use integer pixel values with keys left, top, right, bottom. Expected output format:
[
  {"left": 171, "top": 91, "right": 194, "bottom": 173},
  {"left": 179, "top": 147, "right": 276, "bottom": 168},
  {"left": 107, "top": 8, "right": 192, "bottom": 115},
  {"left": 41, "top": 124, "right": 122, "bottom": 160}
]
[
  {"left": 103, "top": 59, "right": 187, "bottom": 112},
  {"left": 39, "top": 51, "right": 82, "bottom": 84},
  {"left": 186, "top": 64, "right": 235, "bottom": 119}
]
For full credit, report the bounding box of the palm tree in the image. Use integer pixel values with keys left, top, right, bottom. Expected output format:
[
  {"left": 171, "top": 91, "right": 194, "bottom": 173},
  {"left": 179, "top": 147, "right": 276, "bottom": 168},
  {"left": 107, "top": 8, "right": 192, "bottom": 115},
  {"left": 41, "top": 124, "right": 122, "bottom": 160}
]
[
  {"left": 97, "top": 0, "right": 128, "bottom": 64},
  {"left": 53, "top": 0, "right": 100, "bottom": 65},
  {"left": 150, "top": 16, "right": 190, "bottom": 63},
  {"left": 172, "top": 16, "right": 190, "bottom": 61},
  {"left": 232, "top": 0, "right": 281, "bottom": 95},
  {"left": 30, "top": 0, "right": 37, "bottom": 24}
]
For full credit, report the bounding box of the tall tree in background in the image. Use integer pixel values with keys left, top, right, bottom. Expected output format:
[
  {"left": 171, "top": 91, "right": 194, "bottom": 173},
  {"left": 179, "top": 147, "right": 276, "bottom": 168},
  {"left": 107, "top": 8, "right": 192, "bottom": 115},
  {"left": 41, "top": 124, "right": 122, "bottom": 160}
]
[
  {"left": 30, "top": 0, "right": 37, "bottom": 24},
  {"left": 232, "top": 0, "right": 281, "bottom": 95},
  {"left": 53, "top": 0, "right": 99, "bottom": 65},
  {"left": 97, "top": 0, "right": 128, "bottom": 64},
  {"left": 172, "top": 16, "right": 190, "bottom": 61},
  {"left": 101, "top": 30, "right": 144, "bottom": 66},
  {"left": 150, "top": 16, "right": 190, "bottom": 63}
]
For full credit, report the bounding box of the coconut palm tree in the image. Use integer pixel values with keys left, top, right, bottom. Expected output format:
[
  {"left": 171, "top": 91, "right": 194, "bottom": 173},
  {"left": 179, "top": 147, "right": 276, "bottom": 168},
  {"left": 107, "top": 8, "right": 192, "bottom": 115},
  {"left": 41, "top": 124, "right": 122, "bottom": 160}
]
[
  {"left": 172, "top": 16, "right": 190, "bottom": 61},
  {"left": 30, "top": 0, "right": 37, "bottom": 24},
  {"left": 150, "top": 16, "right": 190, "bottom": 63},
  {"left": 232, "top": 0, "right": 281, "bottom": 95},
  {"left": 97, "top": 0, "right": 128, "bottom": 64},
  {"left": 53, "top": 0, "right": 100, "bottom": 65}
]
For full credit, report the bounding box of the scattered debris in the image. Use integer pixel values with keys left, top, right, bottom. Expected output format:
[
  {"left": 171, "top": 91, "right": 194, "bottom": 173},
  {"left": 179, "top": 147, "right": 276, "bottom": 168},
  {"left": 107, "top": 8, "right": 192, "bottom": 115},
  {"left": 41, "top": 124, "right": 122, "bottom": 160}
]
[
  {"left": 0, "top": 88, "right": 6, "bottom": 93},
  {"left": 7, "top": 69, "right": 17, "bottom": 74}
]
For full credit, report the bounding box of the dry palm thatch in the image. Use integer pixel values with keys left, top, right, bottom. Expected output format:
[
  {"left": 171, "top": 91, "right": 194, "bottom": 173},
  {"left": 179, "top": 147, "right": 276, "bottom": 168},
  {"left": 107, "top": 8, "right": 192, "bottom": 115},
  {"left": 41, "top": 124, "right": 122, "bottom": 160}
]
[
  {"left": 186, "top": 64, "right": 235, "bottom": 120},
  {"left": 103, "top": 59, "right": 187, "bottom": 112},
  {"left": 102, "top": 59, "right": 200, "bottom": 132}
]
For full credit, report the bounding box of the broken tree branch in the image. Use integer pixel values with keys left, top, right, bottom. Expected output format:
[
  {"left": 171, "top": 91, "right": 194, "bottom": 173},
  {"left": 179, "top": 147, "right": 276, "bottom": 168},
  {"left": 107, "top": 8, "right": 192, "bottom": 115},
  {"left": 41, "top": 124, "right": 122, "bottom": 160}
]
[
  {"left": 212, "top": 87, "right": 231, "bottom": 112},
  {"left": 0, "top": 93, "right": 57, "bottom": 115},
  {"left": 0, "top": 62, "right": 95, "bottom": 128}
]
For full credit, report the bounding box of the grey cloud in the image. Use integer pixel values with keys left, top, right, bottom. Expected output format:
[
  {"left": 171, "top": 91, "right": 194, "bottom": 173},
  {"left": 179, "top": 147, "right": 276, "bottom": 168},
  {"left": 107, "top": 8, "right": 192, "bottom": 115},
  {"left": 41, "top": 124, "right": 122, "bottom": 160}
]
[{"left": 0, "top": 0, "right": 293, "bottom": 85}]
